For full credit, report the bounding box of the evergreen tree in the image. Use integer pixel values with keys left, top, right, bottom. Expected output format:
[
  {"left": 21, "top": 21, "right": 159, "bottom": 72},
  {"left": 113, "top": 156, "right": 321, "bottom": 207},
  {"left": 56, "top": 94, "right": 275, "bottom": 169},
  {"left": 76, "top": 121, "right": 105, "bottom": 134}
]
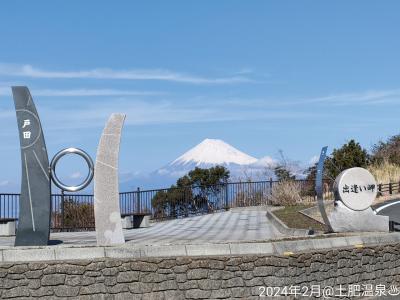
[
  {"left": 274, "top": 165, "right": 295, "bottom": 181},
  {"left": 151, "top": 166, "right": 230, "bottom": 217},
  {"left": 325, "top": 140, "right": 369, "bottom": 179}
]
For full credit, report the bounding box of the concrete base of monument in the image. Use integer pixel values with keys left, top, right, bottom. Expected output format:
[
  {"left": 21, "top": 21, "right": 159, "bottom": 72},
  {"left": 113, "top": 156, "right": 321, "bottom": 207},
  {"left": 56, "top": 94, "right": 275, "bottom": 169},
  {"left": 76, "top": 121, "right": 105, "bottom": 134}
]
[
  {"left": 0, "top": 231, "right": 400, "bottom": 263},
  {"left": 121, "top": 216, "right": 132, "bottom": 229},
  {"left": 329, "top": 202, "right": 389, "bottom": 232},
  {"left": 121, "top": 215, "right": 151, "bottom": 229},
  {"left": 0, "top": 220, "right": 16, "bottom": 236}
]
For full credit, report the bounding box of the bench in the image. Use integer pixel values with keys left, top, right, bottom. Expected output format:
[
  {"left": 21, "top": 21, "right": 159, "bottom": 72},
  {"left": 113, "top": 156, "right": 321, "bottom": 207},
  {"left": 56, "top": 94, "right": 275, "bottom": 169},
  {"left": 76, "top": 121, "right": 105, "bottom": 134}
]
[
  {"left": 0, "top": 218, "right": 17, "bottom": 236},
  {"left": 121, "top": 213, "right": 151, "bottom": 229}
]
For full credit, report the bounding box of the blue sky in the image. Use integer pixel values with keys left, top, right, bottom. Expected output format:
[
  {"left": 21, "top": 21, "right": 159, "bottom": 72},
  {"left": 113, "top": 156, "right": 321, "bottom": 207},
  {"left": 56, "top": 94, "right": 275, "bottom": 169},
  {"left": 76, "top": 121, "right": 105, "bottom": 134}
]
[{"left": 1, "top": 1, "right": 400, "bottom": 191}]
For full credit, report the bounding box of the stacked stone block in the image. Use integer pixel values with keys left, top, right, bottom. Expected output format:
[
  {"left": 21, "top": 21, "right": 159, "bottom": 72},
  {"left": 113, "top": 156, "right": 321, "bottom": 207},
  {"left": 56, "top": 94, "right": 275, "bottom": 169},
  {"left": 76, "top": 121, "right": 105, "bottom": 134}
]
[{"left": 1, "top": 244, "right": 400, "bottom": 299}]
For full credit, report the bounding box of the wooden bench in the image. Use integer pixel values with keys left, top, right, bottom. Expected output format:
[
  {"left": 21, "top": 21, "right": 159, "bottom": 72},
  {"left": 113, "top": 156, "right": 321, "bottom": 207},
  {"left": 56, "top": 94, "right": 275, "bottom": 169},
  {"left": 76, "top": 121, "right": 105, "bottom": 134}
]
[{"left": 121, "top": 213, "right": 150, "bottom": 229}]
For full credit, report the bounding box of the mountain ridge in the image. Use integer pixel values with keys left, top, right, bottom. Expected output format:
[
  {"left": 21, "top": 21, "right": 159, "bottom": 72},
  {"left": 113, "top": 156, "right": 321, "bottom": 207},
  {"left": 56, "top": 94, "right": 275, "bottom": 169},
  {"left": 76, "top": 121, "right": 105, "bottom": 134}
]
[
  {"left": 153, "top": 138, "right": 277, "bottom": 182},
  {"left": 121, "top": 138, "right": 305, "bottom": 191}
]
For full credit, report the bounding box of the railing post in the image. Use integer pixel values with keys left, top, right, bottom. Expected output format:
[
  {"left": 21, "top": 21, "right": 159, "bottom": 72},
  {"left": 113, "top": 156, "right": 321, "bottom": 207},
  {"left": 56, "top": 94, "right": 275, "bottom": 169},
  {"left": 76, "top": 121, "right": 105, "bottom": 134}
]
[
  {"left": 269, "top": 178, "right": 273, "bottom": 194},
  {"left": 389, "top": 183, "right": 393, "bottom": 195},
  {"left": 61, "top": 189, "right": 65, "bottom": 231},
  {"left": 269, "top": 178, "right": 273, "bottom": 206},
  {"left": 225, "top": 183, "right": 229, "bottom": 210},
  {"left": 185, "top": 188, "right": 189, "bottom": 217},
  {"left": 136, "top": 187, "right": 141, "bottom": 213}
]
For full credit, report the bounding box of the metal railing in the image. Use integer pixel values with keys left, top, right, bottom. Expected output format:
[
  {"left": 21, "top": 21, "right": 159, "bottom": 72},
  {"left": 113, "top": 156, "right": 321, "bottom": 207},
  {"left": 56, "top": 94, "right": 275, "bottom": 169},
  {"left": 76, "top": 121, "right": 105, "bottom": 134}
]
[
  {"left": 0, "top": 194, "right": 19, "bottom": 220},
  {"left": 378, "top": 182, "right": 400, "bottom": 196},
  {"left": 1, "top": 180, "right": 398, "bottom": 231},
  {"left": 52, "top": 194, "right": 95, "bottom": 231}
]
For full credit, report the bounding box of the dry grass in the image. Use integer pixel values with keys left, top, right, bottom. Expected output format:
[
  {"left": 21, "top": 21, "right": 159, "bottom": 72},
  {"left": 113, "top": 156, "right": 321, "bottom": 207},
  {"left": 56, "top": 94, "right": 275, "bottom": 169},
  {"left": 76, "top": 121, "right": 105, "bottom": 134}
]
[
  {"left": 273, "top": 204, "right": 327, "bottom": 231},
  {"left": 270, "top": 180, "right": 303, "bottom": 206},
  {"left": 368, "top": 159, "right": 400, "bottom": 184}
]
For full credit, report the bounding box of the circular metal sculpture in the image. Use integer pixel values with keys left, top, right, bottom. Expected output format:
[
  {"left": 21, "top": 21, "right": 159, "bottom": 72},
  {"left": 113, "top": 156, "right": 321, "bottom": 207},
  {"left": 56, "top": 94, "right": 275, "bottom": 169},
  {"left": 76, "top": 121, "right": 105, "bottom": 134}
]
[
  {"left": 50, "top": 148, "right": 94, "bottom": 192},
  {"left": 334, "top": 167, "right": 377, "bottom": 211}
]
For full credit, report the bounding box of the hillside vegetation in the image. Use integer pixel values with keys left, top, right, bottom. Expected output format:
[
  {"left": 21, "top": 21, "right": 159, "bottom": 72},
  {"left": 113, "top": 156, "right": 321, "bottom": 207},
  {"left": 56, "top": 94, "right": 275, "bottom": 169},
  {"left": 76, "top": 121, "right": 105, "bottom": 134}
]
[
  {"left": 368, "top": 159, "right": 400, "bottom": 184},
  {"left": 299, "top": 134, "right": 400, "bottom": 184}
]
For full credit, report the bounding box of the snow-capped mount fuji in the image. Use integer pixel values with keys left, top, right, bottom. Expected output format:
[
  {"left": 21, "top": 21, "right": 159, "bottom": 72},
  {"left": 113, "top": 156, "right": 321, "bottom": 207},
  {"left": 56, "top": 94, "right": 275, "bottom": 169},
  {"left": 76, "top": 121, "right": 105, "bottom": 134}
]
[
  {"left": 121, "top": 138, "right": 307, "bottom": 190},
  {"left": 170, "top": 138, "right": 258, "bottom": 167},
  {"left": 155, "top": 138, "right": 273, "bottom": 180}
]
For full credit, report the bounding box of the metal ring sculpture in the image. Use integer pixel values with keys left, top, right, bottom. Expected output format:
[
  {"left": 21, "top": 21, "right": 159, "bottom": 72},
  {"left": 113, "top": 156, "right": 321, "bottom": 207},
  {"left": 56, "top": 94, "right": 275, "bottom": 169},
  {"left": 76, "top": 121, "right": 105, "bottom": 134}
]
[{"left": 50, "top": 147, "right": 94, "bottom": 192}]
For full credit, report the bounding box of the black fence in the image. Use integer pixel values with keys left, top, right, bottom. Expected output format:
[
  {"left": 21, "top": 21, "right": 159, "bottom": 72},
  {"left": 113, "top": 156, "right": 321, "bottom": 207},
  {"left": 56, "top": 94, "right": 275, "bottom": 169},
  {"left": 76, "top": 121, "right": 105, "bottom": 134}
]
[
  {"left": 0, "top": 194, "right": 19, "bottom": 220},
  {"left": 146, "top": 179, "right": 333, "bottom": 221},
  {"left": 378, "top": 182, "right": 400, "bottom": 196},
  {"left": 51, "top": 194, "right": 95, "bottom": 231},
  {"left": 1, "top": 180, "right": 397, "bottom": 231}
]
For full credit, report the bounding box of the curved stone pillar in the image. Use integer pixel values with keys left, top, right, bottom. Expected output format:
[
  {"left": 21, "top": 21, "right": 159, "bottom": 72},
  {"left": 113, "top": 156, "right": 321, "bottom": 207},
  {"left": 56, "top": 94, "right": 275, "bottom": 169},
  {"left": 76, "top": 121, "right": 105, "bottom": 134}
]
[
  {"left": 12, "top": 86, "right": 51, "bottom": 246},
  {"left": 315, "top": 146, "right": 333, "bottom": 233},
  {"left": 94, "top": 113, "right": 126, "bottom": 245}
]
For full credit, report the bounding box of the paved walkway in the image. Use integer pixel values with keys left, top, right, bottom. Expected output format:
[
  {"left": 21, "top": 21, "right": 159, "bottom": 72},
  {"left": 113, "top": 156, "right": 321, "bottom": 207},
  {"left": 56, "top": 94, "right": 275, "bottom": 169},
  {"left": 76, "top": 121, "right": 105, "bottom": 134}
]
[{"left": 0, "top": 206, "right": 284, "bottom": 247}]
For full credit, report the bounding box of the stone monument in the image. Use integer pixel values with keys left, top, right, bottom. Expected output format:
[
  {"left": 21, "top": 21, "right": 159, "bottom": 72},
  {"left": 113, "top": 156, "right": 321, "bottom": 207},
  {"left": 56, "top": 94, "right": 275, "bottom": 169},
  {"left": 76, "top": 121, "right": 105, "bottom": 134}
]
[
  {"left": 329, "top": 167, "right": 389, "bottom": 232},
  {"left": 316, "top": 146, "right": 389, "bottom": 232},
  {"left": 94, "top": 113, "right": 126, "bottom": 245},
  {"left": 9, "top": 87, "right": 127, "bottom": 246},
  {"left": 11, "top": 86, "right": 51, "bottom": 246}
]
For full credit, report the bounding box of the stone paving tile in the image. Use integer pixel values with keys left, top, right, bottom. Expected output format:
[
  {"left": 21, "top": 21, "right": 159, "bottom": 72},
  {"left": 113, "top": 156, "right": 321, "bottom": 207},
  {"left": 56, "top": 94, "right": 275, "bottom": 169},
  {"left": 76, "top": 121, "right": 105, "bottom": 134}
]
[{"left": 0, "top": 207, "right": 284, "bottom": 247}]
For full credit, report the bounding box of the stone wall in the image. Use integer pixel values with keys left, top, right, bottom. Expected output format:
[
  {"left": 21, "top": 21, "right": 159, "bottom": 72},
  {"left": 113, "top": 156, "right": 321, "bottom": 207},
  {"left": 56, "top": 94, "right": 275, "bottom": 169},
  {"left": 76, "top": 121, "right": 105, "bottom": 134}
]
[{"left": 1, "top": 244, "right": 400, "bottom": 299}]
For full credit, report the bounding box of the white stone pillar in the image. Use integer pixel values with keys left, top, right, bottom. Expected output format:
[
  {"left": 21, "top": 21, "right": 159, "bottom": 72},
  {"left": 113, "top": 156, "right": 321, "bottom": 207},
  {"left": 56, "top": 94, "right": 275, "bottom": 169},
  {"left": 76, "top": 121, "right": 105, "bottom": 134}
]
[{"left": 94, "top": 113, "right": 126, "bottom": 245}]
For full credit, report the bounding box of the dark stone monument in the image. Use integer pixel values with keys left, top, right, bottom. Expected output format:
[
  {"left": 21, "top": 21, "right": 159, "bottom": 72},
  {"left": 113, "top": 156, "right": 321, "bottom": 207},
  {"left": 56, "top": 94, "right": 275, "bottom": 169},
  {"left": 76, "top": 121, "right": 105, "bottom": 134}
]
[{"left": 12, "top": 86, "right": 51, "bottom": 246}]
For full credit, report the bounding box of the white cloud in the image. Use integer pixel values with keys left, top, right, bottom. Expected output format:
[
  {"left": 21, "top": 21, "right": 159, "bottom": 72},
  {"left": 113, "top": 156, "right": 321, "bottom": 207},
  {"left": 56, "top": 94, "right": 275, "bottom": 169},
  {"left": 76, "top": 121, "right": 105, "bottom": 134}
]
[
  {"left": 0, "top": 180, "right": 11, "bottom": 187},
  {"left": 36, "top": 98, "right": 320, "bottom": 131},
  {"left": 5, "top": 85, "right": 396, "bottom": 131},
  {"left": 0, "top": 87, "right": 10, "bottom": 96},
  {"left": 0, "top": 99, "right": 319, "bottom": 137},
  {"left": 0, "top": 64, "right": 252, "bottom": 85},
  {"left": 308, "top": 155, "right": 319, "bottom": 165},
  {"left": 182, "top": 88, "right": 400, "bottom": 110},
  {"left": 254, "top": 156, "right": 278, "bottom": 168},
  {"left": 216, "top": 89, "right": 400, "bottom": 108},
  {"left": 0, "top": 87, "right": 164, "bottom": 97},
  {"left": 0, "top": 180, "right": 17, "bottom": 193},
  {"left": 293, "top": 89, "right": 400, "bottom": 106},
  {"left": 69, "top": 172, "right": 83, "bottom": 179},
  {"left": 0, "top": 109, "right": 14, "bottom": 118}
]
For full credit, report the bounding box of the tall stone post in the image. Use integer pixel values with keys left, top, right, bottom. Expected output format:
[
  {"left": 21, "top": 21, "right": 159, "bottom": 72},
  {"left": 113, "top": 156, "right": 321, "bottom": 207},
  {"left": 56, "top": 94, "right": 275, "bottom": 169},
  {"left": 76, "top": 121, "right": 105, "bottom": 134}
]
[
  {"left": 94, "top": 113, "right": 126, "bottom": 245},
  {"left": 11, "top": 86, "right": 51, "bottom": 246}
]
